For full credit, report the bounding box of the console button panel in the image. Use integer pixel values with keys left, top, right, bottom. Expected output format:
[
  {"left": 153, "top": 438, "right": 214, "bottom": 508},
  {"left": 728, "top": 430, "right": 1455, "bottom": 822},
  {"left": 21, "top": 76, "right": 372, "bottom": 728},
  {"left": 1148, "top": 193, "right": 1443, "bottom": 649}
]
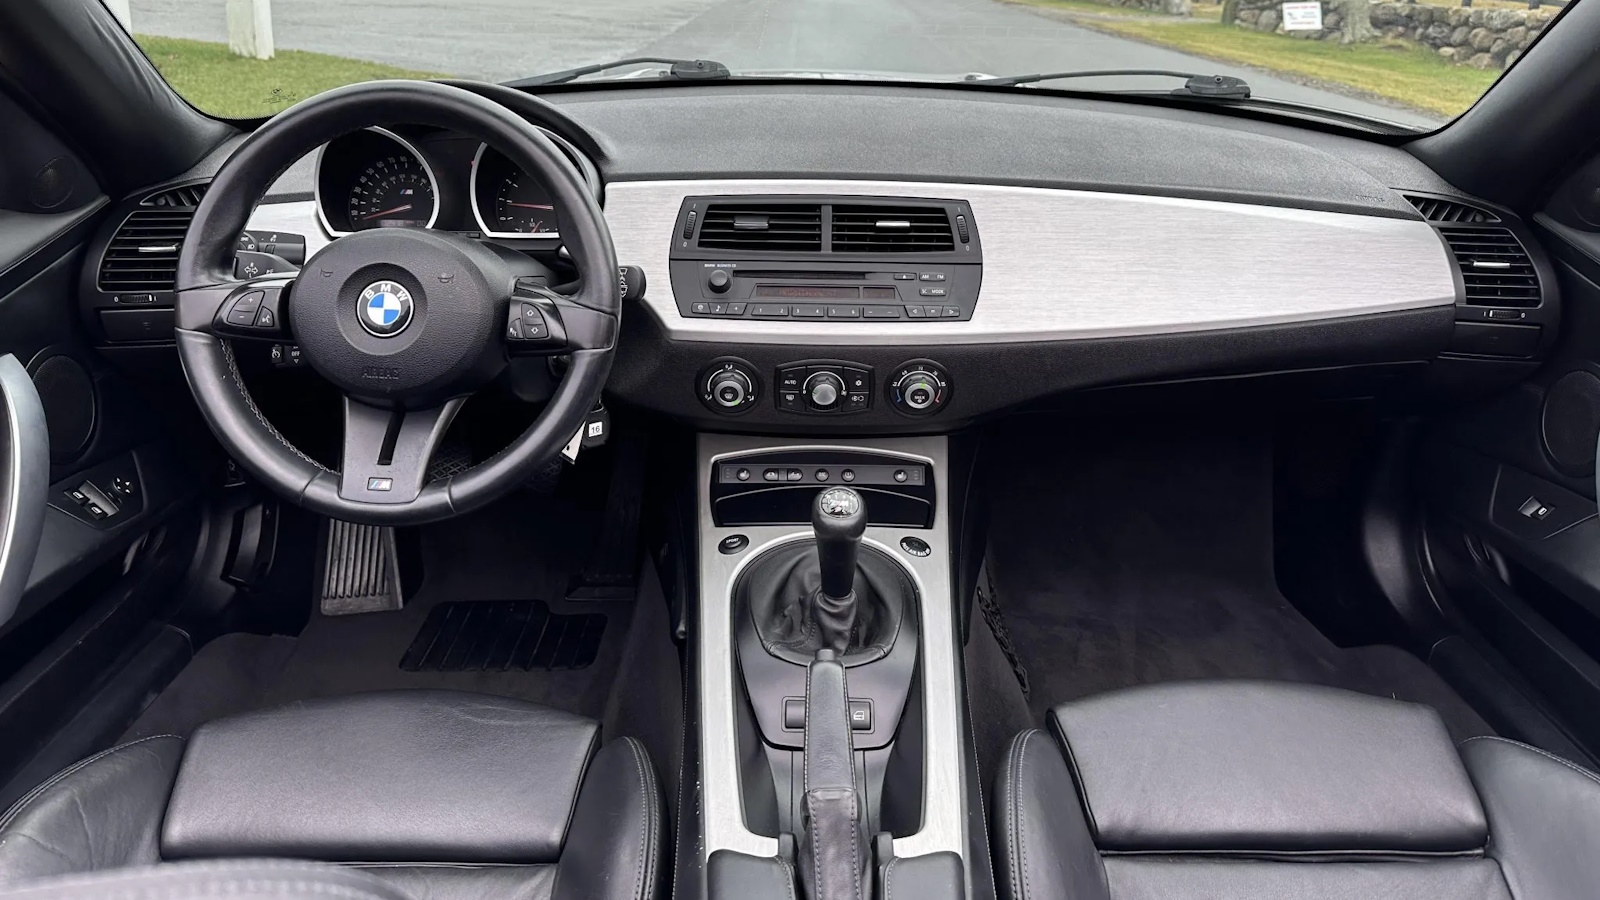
[
  {"left": 48, "top": 455, "right": 144, "bottom": 528},
  {"left": 710, "top": 449, "right": 935, "bottom": 528}
]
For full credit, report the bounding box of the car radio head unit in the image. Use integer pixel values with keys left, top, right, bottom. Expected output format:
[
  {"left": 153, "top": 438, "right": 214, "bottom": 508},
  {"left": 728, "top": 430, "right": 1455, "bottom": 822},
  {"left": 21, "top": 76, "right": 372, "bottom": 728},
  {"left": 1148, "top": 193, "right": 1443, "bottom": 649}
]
[{"left": 667, "top": 195, "right": 983, "bottom": 323}]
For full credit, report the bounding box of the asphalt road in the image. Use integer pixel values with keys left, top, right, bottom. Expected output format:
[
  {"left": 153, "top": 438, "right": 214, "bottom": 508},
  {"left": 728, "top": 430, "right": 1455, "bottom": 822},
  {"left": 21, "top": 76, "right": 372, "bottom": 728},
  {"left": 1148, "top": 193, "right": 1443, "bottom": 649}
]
[{"left": 130, "top": 0, "right": 1440, "bottom": 128}]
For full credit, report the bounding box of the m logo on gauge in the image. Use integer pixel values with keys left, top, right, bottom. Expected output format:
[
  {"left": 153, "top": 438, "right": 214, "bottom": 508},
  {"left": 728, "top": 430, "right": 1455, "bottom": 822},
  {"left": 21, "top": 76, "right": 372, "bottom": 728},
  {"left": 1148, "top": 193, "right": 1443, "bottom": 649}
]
[{"left": 358, "top": 281, "right": 414, "bottom": 337}]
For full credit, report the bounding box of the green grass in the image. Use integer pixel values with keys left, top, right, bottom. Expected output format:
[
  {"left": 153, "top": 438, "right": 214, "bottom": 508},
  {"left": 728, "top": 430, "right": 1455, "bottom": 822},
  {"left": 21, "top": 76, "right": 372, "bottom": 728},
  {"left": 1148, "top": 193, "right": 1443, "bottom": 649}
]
[
  {"left": 135, "top": 35, "right": 441, "bottom": 119},
  {"left": 1004, "top": 0, "right": 1194, "bottom": 17},
  {"left": 1079, "top": 20, "right": 1496, "bottom": 117}
]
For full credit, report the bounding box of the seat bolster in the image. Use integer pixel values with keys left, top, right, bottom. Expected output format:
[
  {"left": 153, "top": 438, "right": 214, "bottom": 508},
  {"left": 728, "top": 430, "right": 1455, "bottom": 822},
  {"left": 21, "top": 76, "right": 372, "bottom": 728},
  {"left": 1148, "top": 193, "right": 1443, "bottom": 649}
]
[
  {"left": 0, "top": 735, "right": 184, "bottom": 885},
  {"left": 991, "top": 729, "right": 1109, "bottom": 900},
  {"left": 1461, "top": 736, "right": 1600, "bottom": 900},
  {"left": 0, "top": 860, "right": 413, "bottom": 900},
  {"left": 551, "top": 737, "right": 664, "bottom": 900}
]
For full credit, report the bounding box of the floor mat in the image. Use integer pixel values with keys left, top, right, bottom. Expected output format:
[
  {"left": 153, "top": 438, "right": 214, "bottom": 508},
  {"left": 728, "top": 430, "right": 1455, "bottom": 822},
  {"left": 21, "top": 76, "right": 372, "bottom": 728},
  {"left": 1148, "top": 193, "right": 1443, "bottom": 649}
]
[
  {"left": 981, "top": 421, "right": 1493, "bottom": 744},
  {"left": 400, "top": 600, "right": 607, "bottom": 672},
  {"left": 123, "top": 496, "right": 632, "bottom": 740}
]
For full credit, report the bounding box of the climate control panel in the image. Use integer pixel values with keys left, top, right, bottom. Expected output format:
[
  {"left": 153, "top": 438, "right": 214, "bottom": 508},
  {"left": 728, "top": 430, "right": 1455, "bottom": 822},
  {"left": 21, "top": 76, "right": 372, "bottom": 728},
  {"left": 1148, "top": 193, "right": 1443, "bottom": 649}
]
[
  {"left": 698, "top": 358, "right": 762, "bottom": 415},
  {"left": 887, "top": 360, "right": 951, "bottom": 417},
  {"left": 775, "top": 361, "right": 872, "bottom": 415}
]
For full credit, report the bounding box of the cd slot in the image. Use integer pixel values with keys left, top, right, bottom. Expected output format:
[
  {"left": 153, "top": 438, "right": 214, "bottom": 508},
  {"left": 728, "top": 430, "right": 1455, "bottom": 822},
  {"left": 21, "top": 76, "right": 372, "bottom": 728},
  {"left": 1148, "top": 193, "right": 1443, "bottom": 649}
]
[{"left": 754, "top": 285, "right": 901, "bottom": 300}]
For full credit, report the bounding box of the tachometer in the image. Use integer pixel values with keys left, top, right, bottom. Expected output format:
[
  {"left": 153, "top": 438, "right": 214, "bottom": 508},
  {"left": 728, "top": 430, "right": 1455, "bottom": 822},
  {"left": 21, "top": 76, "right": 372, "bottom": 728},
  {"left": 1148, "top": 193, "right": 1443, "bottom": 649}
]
[
  {"left": 490, "top": 172, "right": 558, "bottom": 235},
  {"left": 471, "top": 143, "right": 567, "bottom": 239},
  {"left": 346, "top": 154, "right": 436, "bottom": 230}
]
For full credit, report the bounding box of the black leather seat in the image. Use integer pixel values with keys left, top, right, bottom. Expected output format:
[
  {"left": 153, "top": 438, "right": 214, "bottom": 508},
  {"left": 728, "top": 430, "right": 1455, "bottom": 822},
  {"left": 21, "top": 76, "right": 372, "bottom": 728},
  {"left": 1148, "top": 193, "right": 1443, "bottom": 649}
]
[
  {"left": 0, "top": 690, "right": 663, "bottom": 900},
  {"left": 995, "top": 680, "right": 1600, "bottom": 900}
]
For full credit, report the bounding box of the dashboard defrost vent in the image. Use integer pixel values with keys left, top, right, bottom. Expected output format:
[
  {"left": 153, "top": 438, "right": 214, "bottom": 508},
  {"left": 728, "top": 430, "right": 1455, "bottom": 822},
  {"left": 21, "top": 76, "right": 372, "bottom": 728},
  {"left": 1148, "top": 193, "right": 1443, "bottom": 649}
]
[
  {"left": 97, "top": 208, "right": 194, "bottom": 292},
  {"left": 830, "top": 204, "right": 954, "bottom": 253},
  {"left": 697, "top": 203, "right": 823, "bottom": 252},
  {"left": 142, "top": 184, "right": 207, "bottom": 208},
  {"left": 1439, "top": 226, "right": 1541, "bottom": 307},
  {"left": 1405, "top": 194, "right": 1499, "bottom": 224}
]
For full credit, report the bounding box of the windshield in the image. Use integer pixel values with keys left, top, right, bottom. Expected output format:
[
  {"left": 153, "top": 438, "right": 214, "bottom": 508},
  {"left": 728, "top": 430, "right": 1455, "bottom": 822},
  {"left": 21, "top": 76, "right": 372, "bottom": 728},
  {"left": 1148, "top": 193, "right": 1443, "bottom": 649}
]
[{"left": 116, "top": 0, "right": 1571, "bottom": 130}]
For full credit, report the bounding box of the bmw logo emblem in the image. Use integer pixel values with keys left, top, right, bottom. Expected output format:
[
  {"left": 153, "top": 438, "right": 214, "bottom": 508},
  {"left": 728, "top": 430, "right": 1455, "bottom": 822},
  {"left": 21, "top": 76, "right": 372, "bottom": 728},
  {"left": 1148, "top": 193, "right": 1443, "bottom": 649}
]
[{"left": 358, "top": 281, "right": 414, "bottom": 337}]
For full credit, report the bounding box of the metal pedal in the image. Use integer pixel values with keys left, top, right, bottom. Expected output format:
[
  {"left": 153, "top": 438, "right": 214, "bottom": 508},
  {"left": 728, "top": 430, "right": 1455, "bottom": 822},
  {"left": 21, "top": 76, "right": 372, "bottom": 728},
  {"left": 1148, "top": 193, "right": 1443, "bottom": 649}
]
[{"left": 319, "top": 519, "right": 404, "bottom": 616}]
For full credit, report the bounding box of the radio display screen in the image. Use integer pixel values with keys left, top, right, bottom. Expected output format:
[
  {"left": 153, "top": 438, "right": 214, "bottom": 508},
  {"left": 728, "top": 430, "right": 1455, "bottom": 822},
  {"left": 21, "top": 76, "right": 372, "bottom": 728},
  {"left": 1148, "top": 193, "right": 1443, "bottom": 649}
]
[{"left": 754, "top": 285, "right": 859, "bottom": 299}]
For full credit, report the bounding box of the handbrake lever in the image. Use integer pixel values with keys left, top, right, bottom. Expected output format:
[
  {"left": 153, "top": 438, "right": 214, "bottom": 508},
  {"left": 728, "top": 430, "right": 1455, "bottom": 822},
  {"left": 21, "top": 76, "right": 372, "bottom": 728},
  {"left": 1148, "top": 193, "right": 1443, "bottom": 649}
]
[{"left": 798, "top": 649, "right": 872, "bottom": 900}]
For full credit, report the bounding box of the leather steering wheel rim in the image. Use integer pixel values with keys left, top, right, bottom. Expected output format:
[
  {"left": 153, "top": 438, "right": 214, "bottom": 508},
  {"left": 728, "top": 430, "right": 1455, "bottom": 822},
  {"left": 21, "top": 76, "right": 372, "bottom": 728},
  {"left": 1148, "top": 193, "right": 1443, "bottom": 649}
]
[{"left": 174, "top": 80, "right": 619, "bottom": 525}]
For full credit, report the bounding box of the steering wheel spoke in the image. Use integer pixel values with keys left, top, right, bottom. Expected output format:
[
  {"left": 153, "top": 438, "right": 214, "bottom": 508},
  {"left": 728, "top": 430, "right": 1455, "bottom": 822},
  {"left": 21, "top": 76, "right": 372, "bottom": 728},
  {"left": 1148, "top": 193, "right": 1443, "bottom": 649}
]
[
  {"left": 338, "top": 397, "right": 464, "bottom": 504},
  {"left": 176, "top": 276, "right": 295, "bottom": 341},
  {"left": 505, "top": 278, "right": 617, "bottom": 356}
]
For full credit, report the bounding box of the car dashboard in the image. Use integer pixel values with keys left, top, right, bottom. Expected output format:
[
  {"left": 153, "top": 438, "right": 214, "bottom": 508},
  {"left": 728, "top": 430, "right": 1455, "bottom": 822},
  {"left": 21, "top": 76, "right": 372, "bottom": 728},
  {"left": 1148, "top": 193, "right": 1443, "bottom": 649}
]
[{"left": 79, "top": 82, "right": 1562, "bottom": 433}]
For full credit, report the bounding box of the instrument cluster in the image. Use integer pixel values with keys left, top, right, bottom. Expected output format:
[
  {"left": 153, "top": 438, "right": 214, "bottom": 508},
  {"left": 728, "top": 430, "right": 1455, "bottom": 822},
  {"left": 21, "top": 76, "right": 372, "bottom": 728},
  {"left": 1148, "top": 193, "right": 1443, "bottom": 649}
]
[{"left": 314, "top": 125, "right": 598, "bottom": 240}]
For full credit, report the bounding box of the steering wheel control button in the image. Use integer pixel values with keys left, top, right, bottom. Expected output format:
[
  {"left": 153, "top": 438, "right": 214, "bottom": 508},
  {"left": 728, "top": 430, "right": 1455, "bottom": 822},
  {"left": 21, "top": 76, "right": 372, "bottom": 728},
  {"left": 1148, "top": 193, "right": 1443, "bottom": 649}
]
[
  {"left": 699, "top": 358, "right": 760, "bottom": 415},
  {"left": 718, "top": 534, "right": 749, "bottom": 555},
  {"left": 900, "top": 537, "right": 933, "bottom": 558},
  {"left": 888, "top": 360, "right": 952, "bottom": 417},
  {"left": 224, "top": 290, "right": 264, "bottom": 326},
  {"left": 357, "top": 281, "right": 414, "bottom": 338}
]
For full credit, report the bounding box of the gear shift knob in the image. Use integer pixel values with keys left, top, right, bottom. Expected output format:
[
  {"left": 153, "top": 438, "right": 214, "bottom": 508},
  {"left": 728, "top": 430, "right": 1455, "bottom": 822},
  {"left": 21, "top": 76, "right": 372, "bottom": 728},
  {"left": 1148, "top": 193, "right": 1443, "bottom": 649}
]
[{"left": 813, "top": 487, "right": 867, "bottom": 601}]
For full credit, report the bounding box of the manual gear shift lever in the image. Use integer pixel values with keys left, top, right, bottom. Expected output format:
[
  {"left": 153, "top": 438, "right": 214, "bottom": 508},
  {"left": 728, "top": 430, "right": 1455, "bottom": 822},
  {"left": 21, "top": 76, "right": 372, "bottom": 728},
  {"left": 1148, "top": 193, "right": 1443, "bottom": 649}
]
[{"left": 813, "top": 487, "right": 867, "bottom": 603}]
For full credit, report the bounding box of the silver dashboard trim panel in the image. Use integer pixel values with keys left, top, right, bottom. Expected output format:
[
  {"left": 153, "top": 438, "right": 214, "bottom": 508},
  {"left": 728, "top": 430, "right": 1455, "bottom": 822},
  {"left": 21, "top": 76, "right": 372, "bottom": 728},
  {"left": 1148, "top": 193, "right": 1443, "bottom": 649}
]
[
  {"left": 696, "top": 434, "right": 965, "bottom": 867},
  {"left": 605, "top": 178, "right": 1458, "bottom": 345}
]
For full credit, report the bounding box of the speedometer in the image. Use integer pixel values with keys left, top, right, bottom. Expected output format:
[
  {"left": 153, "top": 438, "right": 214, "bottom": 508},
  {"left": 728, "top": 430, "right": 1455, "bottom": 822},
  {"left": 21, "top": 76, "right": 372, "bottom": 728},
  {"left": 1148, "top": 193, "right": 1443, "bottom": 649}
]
[{"left": 346, "top": 154, "right": 436, "bottom": 230}]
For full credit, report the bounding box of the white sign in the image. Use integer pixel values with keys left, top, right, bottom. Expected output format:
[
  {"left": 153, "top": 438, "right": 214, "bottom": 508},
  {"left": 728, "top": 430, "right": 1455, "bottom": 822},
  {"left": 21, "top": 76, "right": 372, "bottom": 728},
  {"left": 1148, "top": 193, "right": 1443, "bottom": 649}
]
[{"left": 1281, "top": 1, "right": 1324, "bottom": 31}]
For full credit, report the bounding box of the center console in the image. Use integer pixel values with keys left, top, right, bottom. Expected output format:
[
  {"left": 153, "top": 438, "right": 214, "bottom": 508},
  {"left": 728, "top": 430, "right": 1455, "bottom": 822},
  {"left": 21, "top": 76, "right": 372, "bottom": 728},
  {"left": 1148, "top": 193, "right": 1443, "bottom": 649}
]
[{"left": 695, "top": 434, "right": 971, "bottom": 898}]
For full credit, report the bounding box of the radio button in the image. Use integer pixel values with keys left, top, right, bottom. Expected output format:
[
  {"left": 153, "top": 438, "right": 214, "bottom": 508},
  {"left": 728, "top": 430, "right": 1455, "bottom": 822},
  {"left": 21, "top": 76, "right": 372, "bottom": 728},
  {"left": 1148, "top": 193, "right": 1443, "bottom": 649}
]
[
  {"left": 893, "top": 272, "right": 917, "bottom": 281},
  {"left": 906, "top": 306, "right": 926, "bottom": 318},
  {"left": 827, "top": 306, "right": 861, "bottom": 319},
  {"left": 792, "top": 304, "right": 826, "bottom": 318},
  {"left": 919, "top": 272, "right": 946, "bottom": 282},
  {"left": 726, "top": 302, "right": 747, "bottom": 315},
  {"left": 862, "top": 306, "right": 902, "bottom": 319},
  {"left": 942, "top": 306, "right": 962, "bottom": 318},
  {"left": 691, "top": 302, "right": 710, "bottom": 314},
  {"left": 750, "top": 304, "right": 789, "bottom": 318},
  {"left": 919, "top": 287, "right": 947, "bottom": 298}
]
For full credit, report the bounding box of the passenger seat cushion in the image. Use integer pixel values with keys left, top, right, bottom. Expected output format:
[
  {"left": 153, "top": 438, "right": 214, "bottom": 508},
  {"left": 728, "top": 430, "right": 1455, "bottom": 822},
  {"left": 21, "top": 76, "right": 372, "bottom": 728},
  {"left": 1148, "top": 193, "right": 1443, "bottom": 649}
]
[
  {"left": 161, "top": 690, "right": 600, "bottom": 864},
  {"left": 1101, "top": 858, "right": 1511, "bottom": 900},
  {"left": 992, "top": 729, "right": 1109, "bottom": 900},
  {"left": 0, "top": 735, "right": 184, "bottom": 884},
  {"left": 1049, "top": 680, "right": 1488, "bottom": 853},
  {"left": 1462, "top": 735, "right": 1600, "bottom": 900},
  {"left": 0, "top": 860, "right": 416, "bottom": 900}
]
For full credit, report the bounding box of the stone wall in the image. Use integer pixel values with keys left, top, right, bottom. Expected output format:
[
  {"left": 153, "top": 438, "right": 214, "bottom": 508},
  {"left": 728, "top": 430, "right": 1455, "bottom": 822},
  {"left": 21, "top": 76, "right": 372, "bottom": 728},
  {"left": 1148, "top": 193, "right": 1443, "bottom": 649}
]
[
  {"left": 1228, "top": 0, "right": 1555, "bottom": 68},
  {"left": 1100, "top": 0, "right": 1193, "bottom": 13}
]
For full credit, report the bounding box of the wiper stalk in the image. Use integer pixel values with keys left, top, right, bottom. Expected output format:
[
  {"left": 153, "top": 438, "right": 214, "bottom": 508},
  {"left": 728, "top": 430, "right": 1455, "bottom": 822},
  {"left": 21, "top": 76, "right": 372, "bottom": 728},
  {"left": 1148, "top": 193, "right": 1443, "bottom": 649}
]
[
  {"left": 509, "top": 57, "right": 731, "bottom": 87},
  {"left": 968, "top": 69, "right": 1250, "bottom": 99}
]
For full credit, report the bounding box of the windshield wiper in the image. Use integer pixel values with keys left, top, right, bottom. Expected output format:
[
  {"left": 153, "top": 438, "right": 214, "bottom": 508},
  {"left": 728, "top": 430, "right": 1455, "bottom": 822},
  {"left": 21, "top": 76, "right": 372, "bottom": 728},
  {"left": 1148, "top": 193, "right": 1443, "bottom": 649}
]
[
  {"left": 509, "top": 57, "right": 732, "bottom": 87},
  {"left": 968, "top": 69, "right": 1249, "bottom": 99}
]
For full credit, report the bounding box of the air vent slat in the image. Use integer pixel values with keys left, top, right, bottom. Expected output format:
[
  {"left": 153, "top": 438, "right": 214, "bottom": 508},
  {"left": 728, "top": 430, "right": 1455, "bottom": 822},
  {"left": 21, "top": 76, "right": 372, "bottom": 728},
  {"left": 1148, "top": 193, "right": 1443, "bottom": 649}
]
[
  {"left": 1406, "top": 194, "right": 1500, "bottom": 224},
  {"left": 830, "top": 204, "right": 955, "bottom": 253},
  {"left": 1438, "top": 225, "right": 1541, "bottom": 308},
  {"left": 141, "top": 184, "right": 208, "bottom": 208},
  {"left": 697, "top": 202, "right": 823, "bottom": 252},
  {"left": 98, "top": 208, "right": 196, "bottom": 292}
]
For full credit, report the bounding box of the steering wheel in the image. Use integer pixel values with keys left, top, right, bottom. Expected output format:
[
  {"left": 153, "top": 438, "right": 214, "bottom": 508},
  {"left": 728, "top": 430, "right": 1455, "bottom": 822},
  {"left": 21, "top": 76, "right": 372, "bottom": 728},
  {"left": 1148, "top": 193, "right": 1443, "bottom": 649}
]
[{"left": 174, "top": 81, "right": 619, "bottom": 525}]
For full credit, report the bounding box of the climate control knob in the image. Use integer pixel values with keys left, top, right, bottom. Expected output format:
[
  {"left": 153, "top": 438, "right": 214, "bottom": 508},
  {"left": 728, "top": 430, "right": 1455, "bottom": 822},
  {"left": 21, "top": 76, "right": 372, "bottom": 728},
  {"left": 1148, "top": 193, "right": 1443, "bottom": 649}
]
[
  {"left": 805, "top": 371, "right": 844, "bottom": 410},
  {"left": 888, "top": 360, "right": 951, "bottom": 417},
  {"left": 698, "top": 358, "right": 761, "bottom": 415}
]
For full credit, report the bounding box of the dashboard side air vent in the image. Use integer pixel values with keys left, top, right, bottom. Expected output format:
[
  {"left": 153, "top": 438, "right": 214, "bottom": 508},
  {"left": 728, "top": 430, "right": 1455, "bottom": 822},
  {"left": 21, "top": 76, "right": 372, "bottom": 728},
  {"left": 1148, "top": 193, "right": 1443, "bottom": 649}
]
[
  {"left": 142, "top": 183, "right": 207, "bottom": 208},
  {"left": 1405, "top": 194, "right": 1499, "bottom": 224},
  {"left": 830, "top": 204, "right": 954, "bottom": 253},
  {"left": 1439, "top": 225, "right": 1541, "bottom": 307},
  {"left": 697, "top": 203, "right": 823, "bottom": 252},
  {"left": 97, "top": 208, "right": 195, "bottom": 292}
]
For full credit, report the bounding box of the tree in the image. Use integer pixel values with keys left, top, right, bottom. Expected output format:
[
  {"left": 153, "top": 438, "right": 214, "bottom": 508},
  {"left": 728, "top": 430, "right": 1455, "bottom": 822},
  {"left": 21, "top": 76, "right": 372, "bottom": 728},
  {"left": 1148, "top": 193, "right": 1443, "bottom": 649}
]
[{"left": 1341, "top": 0, "right": 1377, "bottom": 43}]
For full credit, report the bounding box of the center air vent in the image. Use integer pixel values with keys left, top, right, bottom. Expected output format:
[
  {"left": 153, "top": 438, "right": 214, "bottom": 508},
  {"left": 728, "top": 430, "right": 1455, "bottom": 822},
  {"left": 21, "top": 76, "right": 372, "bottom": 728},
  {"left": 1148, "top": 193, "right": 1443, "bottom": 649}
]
[
  {"left": 698, "top": 203, "right": 823, "bottom": 252},
  {"left": 1439, "top": 226, "right": 1541, "bottom": 307},
  {"left": 97, "top": 208, "right": 195, "bottom": 292},
  {"left": 831, "top": 204, "right": 954, "bottom": 253},
  {"left": 1405, "top": 194, "right": 1499, "bottom": 224}
]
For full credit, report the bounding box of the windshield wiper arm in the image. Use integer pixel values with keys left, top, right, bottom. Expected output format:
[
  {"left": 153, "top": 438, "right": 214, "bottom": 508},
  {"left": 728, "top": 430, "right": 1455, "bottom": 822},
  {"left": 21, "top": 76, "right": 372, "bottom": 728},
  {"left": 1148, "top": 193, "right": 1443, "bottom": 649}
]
[
  {"left": 508, "top": 57, "right": 731, "bottom": 87},
  {"left": 967, "top": 69, "right": 1249, "bottom": 99}
]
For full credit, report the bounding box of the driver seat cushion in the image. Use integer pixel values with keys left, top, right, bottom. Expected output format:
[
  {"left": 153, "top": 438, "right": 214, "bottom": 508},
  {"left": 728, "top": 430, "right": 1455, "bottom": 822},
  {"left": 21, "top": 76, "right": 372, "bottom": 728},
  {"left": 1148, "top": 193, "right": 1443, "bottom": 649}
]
[
  {"left": 0, "top": 690, "right": 663, "bottom": 900},
  {"left": 994, "top": 680, "right": 1600, "bottom": 900}
]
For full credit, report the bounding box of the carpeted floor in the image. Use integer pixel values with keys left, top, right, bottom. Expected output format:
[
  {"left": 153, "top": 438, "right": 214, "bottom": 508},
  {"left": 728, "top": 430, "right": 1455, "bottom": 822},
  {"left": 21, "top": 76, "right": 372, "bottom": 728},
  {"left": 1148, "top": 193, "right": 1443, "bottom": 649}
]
[
  {"left": 123, "top": 497, "right": 639, "bottom": 741},
  {"left": 975, "top": 420, "right": 1493, "bottom": 751}
]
